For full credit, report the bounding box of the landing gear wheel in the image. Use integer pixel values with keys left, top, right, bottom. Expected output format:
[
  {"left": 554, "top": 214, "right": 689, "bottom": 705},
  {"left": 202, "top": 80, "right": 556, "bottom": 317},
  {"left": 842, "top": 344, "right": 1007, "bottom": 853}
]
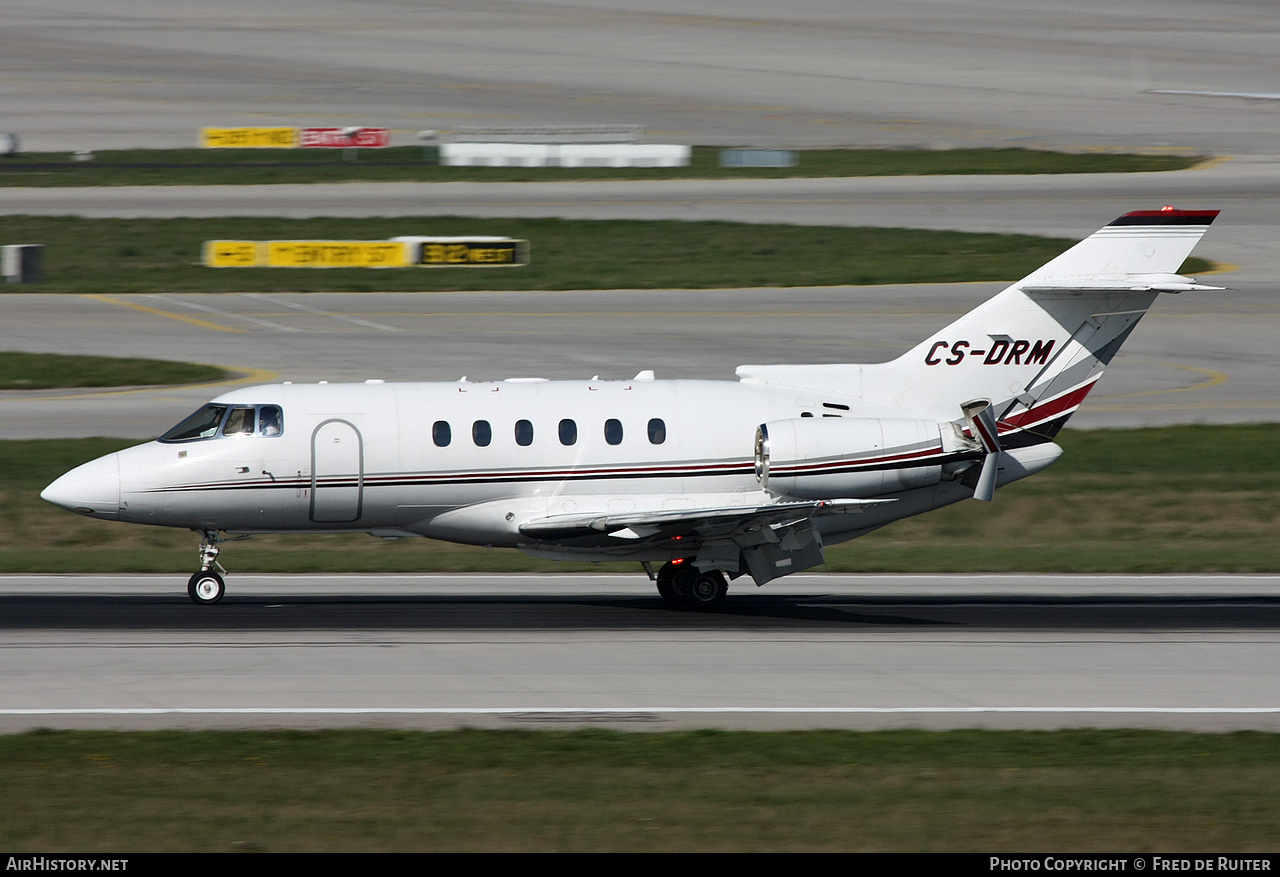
[
  {"left": 655, "top": 560, "right": 693, "bottom": 606},
  {"left": 187, "top": 571, "right": 225, "bottom": 605},
  {"left": 684, "top": 570, "right": 728, "bottom": 611},
  {"left": 656, "top": 576, "right": 679, "bottom": 604}
]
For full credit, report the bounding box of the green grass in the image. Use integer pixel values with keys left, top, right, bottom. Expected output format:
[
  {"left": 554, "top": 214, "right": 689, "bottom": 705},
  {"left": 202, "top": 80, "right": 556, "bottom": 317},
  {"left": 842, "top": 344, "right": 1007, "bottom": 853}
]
[
  {"left": 0, "top": 146, "right": 1205, "bottom": 187},
  {"left": 0, "top": 215, "right": 1213, "bottom": 293},
  {"left": 0, "top": 352, "right": 224, "bottom": 390},
  {"left": 1, "top": 729, "right": 1277, "bottom": 851},
  {"left": 6, "top": 425, "right": 1279, "bottom": 574}
]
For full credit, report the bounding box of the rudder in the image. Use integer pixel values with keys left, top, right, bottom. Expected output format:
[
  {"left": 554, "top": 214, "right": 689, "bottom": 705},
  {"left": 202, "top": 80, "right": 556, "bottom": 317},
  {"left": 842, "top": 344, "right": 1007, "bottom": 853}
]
[{"left": 881, "top": 208, "right": 1221, "bottom": 439}]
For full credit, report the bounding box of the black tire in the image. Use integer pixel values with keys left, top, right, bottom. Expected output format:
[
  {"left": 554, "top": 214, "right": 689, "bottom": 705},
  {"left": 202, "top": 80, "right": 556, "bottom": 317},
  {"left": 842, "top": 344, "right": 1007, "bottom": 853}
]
[
  {"left": 187, "top": 571, "right": 225, "bottom": 605},
  {"left": 656, "top": 576, "right": 679, "bottom": 605},
  {"left": 684, "top": 570, "right": 728, "bottom": 611},
  {"left": 655, "top": 560, "right": 691, "bottom": 606}
]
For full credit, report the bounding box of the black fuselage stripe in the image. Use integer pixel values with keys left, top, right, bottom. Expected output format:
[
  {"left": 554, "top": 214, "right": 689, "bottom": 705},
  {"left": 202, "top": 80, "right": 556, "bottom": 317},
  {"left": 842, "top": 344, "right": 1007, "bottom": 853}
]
[
  {"left": 150, "top": 429, "right": 1063, "bottom": 495},
  {"left": 154, "top": 466, "right": 756, "bottom": 493}
]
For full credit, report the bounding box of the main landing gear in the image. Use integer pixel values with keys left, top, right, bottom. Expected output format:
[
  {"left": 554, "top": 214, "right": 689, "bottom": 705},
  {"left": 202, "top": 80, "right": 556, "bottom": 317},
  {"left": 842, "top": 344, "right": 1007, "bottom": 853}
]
[
  {"left": 187, "top": 529, "right": 236, "bottom": 605},
  {"left": 655, "top": 560, "right": 729, "bottom": 611}
]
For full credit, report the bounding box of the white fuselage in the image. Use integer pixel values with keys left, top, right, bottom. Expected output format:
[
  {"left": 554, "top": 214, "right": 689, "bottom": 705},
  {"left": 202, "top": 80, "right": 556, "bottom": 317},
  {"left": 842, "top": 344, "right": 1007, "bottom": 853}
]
[{"left": 62, "top": 376, "right": 1053, "bottom": 564}]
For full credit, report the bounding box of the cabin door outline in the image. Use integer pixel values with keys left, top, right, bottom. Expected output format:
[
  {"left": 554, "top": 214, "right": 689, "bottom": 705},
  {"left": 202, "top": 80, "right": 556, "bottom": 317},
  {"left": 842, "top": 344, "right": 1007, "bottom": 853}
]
[{"left": 310, "top": 419, "right": 364, "bottom": 522}]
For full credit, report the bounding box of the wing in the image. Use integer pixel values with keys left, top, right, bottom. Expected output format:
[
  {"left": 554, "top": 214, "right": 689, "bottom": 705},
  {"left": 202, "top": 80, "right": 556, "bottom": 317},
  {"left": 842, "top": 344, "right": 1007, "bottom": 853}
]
[{"left": 519, "top": 496, "right": 894, "bottom": 543}]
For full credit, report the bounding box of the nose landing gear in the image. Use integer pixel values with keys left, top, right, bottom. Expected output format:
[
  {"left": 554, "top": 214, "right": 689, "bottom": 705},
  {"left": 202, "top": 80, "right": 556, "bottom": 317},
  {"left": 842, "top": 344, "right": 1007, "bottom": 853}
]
[
  {"left": 187, "top": 529, "right": 243, "bottom": 605},
  {"left": 187, "top": 570, "right": 225, "bottom": 605}
]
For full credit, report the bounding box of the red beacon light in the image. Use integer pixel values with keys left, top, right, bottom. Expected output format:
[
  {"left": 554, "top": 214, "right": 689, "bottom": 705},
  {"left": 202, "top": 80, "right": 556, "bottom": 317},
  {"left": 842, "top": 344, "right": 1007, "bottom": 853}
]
[{"left": 1161, "top": 205, "right": 1176, "bottom": 212}]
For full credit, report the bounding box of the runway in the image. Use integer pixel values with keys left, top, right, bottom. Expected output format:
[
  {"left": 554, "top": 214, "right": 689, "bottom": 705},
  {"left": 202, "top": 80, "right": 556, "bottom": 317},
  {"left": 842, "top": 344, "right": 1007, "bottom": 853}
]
[
  {"left": 6, "top": 1, "right": 1280, "bottom": 155},
  {"left": 2, "top": 574, "right": 1278, "bottom": 733}
]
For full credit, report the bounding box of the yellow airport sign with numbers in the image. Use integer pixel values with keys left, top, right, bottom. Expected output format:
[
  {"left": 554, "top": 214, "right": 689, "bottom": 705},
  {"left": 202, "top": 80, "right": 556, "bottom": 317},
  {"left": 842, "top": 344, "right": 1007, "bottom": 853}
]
[
  {"left": 203, "top": 241, "right": 264, "bottom": 268},
  {"left": 393, "top": 236, "right": 530, "bottom": 267},
  {"left": 202, "top": 238, "right": 528, "bottom": 268},
  {"left": 200, "top": 127, "right": 299, "bottom": 148},
  {"left": 265, "top": 241, "right": 409, "bottom": 268}
]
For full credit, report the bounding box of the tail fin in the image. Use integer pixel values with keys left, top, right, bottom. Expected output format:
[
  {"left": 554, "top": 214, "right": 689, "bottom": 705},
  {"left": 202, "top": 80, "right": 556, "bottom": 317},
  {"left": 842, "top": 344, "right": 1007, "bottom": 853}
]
[
  {"left": 886, "top": 207, "right": 1220, "bottom": 439},
  {"left": 737, "top": 208, "right": 1221, "bottom": 441}
]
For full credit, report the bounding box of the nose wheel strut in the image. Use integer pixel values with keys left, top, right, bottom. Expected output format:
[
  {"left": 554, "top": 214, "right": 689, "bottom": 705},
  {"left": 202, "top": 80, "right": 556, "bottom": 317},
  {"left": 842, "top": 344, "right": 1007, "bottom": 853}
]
[{"left": 187, "top": 529, "right": 244, "bottom": 605}]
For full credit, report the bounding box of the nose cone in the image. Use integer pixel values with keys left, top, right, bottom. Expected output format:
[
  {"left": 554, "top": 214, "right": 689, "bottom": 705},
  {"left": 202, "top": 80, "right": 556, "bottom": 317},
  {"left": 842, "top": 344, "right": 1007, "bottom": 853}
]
[{"left": 41, "top": 453, "right": 121, "bottom": 519}]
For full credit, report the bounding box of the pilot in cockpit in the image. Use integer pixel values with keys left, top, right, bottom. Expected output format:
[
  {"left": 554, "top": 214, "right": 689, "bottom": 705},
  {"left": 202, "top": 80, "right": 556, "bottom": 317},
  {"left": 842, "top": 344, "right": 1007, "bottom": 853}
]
[{"left": 259, "top": 406, "right": 282, "bottom": 436}]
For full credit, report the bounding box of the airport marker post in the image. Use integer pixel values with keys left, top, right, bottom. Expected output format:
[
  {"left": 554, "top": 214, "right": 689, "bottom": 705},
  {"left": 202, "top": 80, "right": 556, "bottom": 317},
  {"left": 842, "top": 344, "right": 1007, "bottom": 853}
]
[{"left": 2, "top": 244, "right": 42, "bottom": 284}]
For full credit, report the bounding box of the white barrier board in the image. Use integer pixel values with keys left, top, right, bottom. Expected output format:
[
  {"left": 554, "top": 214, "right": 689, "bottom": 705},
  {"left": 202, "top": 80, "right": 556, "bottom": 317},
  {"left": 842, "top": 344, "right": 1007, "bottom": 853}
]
[{"left": 440, "top": 143, "right": 690, "bottom": 168}]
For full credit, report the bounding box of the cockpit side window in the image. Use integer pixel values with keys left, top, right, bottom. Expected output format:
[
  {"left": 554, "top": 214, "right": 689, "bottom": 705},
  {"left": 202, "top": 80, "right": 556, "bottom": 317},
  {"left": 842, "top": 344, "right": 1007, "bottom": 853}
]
[
  {"left": 223, "top": 407, "right": 256, "bottom": 436},
  {"left": 259, "top": 405, "right": 283, "bottom": 437},
  {"left": 158, "top": 404, "right": 228, "bottom": 443}
]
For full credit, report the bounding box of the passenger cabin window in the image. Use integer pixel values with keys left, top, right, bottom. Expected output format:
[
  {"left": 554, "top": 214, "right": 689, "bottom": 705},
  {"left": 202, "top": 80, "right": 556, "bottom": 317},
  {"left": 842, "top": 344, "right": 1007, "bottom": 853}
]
[
  {"left": 604, "top": 418, "right": 623, "bottom": 446},
  {"left": 223, "top": 407, "right": 255, "bottom": 437},
  {"left": 559, "top": 419, "right": 577, "bottom": 446},
  {"left": 159, "top": 404, "right": 228, "bottom": 442},
  {"left": 515, "top": 419, "right": 534, "bottom": 446},
  {"left": 433, "top": 421, "right": 451, "bottom": 447},
  {"left": 473, "top": 420, "right": 492, "bottom": 447},
  {"left": 647, "top": 418, "right": 666, "bottom": 445}
]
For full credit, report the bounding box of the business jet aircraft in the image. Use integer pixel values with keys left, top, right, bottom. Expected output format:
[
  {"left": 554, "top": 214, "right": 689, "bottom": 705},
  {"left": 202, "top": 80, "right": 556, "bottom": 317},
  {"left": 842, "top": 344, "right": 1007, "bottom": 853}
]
[{"left": 43, "top": 208, "right": 1221, "bottom": 608}]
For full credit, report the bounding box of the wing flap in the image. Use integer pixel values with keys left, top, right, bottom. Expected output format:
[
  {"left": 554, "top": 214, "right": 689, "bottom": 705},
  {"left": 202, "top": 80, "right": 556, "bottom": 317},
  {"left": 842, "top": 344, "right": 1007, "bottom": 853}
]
[{"left": 519, "top": 496, "right": 894, "bottom": 542}]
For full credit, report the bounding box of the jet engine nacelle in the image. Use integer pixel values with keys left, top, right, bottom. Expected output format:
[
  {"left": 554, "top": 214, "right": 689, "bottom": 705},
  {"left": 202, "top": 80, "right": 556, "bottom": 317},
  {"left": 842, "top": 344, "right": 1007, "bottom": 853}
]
[{"left": 755, "top": 417, "right": 945, "bottom": 499}]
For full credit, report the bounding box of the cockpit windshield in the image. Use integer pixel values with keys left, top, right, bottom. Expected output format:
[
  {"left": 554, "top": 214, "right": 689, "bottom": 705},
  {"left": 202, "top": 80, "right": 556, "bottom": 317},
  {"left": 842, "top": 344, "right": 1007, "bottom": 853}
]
[
  {"left": 158, "top": 404, "right": 284, "bottom": 443},
  {"left": 159, "top": 404, "right": 227, "bottom": 442}
]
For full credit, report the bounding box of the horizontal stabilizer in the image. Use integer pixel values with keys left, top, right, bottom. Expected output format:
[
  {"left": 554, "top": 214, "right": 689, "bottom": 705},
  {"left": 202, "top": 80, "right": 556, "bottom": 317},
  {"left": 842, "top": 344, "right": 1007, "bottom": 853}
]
[
  {"left": 1020, "top": 208, "right": 1218, "bottom": 286},
  {"left": 1022, "top": 273, "right": 1224, "bottom": 294}
]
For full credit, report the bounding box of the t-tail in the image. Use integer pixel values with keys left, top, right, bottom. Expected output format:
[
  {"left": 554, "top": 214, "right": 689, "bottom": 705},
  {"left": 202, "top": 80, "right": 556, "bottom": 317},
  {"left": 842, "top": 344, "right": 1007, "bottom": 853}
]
[{"left": 739, "top": 207, "right": 1221, "bottom": 445}]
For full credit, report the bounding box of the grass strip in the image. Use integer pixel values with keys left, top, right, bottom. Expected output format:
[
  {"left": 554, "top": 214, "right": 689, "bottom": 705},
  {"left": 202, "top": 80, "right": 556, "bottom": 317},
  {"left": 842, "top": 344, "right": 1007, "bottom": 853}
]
[
  {"left": 0, "top": 352, "right": 223, "bottom": 390},
  {"left": 0, "top": 215, "right": 1212, "bottom": 293},
  {"left": 0, "top": 146, "right": 1204, "bottom": 187},
  {"left": 5, "top": 425, "right": 1279, "bottom": 574},
  {"left": 1, "top": 729, "right": 1277, "bottom": 851}
]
